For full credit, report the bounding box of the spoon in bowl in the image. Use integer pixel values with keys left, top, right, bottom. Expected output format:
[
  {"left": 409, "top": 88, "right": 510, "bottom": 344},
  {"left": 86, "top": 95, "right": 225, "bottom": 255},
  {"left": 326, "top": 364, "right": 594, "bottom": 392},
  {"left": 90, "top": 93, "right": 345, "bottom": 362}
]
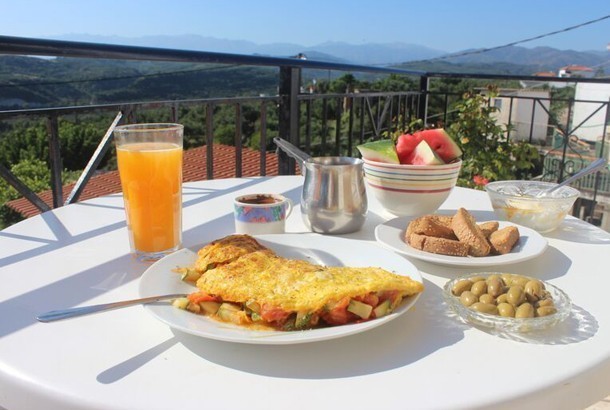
[{"left": 536, "top": 157, "right": 608, "bottom": 197}]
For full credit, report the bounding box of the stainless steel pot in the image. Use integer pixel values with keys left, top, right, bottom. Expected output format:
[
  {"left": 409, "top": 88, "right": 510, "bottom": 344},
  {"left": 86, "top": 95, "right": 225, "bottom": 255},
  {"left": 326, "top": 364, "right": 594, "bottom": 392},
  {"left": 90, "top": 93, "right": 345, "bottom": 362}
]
[{"left": 274, "top": 138, "right": 367, "bottom": 234}]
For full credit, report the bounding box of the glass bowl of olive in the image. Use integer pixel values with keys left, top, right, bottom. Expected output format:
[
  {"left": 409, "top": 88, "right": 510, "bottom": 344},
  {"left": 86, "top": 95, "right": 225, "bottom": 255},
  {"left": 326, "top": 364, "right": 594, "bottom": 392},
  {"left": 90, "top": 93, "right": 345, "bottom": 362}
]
[{"left": 443, "top": 272, "right": 571, "bottom": 333}]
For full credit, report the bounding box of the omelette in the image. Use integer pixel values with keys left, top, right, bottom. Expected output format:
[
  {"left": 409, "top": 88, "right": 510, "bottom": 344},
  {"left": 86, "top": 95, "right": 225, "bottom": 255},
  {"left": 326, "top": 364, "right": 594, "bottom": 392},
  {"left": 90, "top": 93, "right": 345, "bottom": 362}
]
[
  {"left": 176, "top": 234, "right": 273, "bottom": 283},
  {"left": 176, "top": 235, "right": 424, "bottom": 330}
]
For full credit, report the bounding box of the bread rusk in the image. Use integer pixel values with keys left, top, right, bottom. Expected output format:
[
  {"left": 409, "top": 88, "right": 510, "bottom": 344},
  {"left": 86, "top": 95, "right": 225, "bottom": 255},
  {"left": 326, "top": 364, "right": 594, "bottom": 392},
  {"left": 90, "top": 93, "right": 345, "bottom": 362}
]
[
  {"left": 406, "top": 215, "right": 457, "bottom": 241},
  {"left": 478, "top": 221, "right": 500, "bottom": 238},
  {"left": 409, "top": 233, "right": 469, "bottom": 257},
  {"left": 431, "top": 215, "right": 454, "bottom": 229},
  {"left": 451, "top": 208, "right": 491, "bottom": 257},
  {"left": 404, "top": 209, "right": 519, "bottom": 258},
  {"left": 489, "top": 226, "right": 520, "bottom": 255}
]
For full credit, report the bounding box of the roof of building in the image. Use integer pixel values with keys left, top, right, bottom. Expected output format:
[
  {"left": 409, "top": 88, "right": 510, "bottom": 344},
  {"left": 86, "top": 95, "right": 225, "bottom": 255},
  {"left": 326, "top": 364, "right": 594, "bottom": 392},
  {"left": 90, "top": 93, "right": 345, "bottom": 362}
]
[
  {"left": 6, "top": 144, "right": 281, "bottom": 218},
  {"left": 533, "top": 71, "right": 557, "bottom": 77},
  {"left": 559, "top": 65, "right": 594, "bottom": 72}
]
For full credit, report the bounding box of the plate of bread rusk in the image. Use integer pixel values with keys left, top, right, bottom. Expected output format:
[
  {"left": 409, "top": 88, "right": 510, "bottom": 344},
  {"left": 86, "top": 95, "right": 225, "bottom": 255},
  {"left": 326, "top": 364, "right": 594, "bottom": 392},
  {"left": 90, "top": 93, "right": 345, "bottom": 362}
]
[{"left": 375, "top": 208, "right": 548, "bottom": 267}]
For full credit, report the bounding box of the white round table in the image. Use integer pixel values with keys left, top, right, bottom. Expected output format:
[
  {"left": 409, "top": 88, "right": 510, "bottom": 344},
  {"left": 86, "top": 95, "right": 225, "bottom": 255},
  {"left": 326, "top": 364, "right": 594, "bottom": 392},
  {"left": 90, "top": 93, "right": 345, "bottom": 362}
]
[{"left": 1, "top": 176, "right": 610, "bottom": 410}]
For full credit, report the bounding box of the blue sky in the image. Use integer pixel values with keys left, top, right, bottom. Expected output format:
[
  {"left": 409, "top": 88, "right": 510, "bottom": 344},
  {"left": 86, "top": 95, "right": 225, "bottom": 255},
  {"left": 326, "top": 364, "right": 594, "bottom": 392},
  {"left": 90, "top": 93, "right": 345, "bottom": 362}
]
[{"left": 1, "top": 0, "right": 609, "bottom": 52}]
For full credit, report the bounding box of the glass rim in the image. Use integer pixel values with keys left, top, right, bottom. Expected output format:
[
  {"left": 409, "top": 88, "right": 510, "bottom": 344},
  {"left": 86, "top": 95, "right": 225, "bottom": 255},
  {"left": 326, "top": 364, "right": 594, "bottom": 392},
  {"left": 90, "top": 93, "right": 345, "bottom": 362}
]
[
  {"left": 114, "top": 123, "right": 184, "bottom": 133},
  {"left": 485, "top": 180, "right": 580, "bottom": 199},
  {"left": 234, "top": 193, "right": 289, "bottom": 204}
]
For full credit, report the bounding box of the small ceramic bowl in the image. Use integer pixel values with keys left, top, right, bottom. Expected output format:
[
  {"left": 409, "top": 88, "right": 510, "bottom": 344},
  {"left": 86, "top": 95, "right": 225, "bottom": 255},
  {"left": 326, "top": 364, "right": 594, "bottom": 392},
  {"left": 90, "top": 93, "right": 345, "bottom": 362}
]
[
  {"left": 485, "top": 180, "right": 580, "bottom": 233},
  {"left": 443, "top": 272, "right": 571, "bottom": 333},
  {"left": 363, "top": 159, "right": 462, "bottom": 216}
]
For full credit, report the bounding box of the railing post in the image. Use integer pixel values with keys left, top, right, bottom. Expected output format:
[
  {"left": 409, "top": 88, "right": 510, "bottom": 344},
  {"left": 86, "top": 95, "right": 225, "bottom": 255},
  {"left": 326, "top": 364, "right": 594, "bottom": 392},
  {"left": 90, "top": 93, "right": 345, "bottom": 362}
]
[
  {"left": 259, "top": 101, "right": 268, "bottom": 176},
  {"left": 205, "top": 102, "right": 214, "bottom": 180},
  {"left": 278, "top": 66, "right": 301, "bottom": 175},
  {"left": 46, "top": 114, "right": 63, "bottom": 208},
  {"left": 418, "top": 75, "right": 429, "bottom": 126},
  {"left": 234, "top": 103, "right": 243, "bottom": 178},
  {"left": 559, "top": 99, "right": 574, "bottom": 182},
  {"left": 64, "top": 111, "right": 123, "bottom": 205}
]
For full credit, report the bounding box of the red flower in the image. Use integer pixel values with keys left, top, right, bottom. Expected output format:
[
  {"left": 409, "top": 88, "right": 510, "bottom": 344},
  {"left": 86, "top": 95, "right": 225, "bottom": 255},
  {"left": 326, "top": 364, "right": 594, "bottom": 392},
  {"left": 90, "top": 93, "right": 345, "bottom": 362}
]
[{"left": 473, "top": 175, "right": 489, "bottom": 186}]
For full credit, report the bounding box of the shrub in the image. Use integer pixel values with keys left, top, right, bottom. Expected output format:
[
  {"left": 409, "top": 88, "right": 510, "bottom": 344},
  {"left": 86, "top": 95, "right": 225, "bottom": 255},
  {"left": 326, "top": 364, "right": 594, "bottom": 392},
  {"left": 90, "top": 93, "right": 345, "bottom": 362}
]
[{"left": 448, "top": 86, "right": 540, "bottom": 189}]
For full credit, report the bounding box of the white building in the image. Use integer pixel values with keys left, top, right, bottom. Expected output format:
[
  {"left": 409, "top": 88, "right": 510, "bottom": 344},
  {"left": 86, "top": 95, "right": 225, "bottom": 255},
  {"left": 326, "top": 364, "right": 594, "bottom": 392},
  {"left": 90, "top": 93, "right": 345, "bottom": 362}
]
[
  {"left": 572, "top": 82, "right": 610, "bottom": 148},
  {"left": 489, "top": 89, "right": 551, "bottom": 143}
]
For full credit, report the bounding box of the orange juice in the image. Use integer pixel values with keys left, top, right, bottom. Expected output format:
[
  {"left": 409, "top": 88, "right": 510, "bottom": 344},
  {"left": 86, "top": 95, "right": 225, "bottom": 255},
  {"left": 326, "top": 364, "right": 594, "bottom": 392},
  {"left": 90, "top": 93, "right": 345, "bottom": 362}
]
[{"left": 117, "top": 142, "right": 183, "bottom": 255}]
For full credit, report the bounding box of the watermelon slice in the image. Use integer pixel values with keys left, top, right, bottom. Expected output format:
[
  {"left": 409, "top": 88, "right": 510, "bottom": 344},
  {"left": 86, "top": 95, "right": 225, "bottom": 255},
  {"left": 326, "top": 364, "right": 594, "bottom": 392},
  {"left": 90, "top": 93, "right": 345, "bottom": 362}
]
[
  {"left": 405, "top": 140, "right": 445, "bottom": 165},
  {"left": 396, "top": 133, "right": 423, "bottom": 164},
  {"left": 417, "top": 129, "right": 462, "bottom": 163},
  {"left": 396, "top": 128, "right": 462, "bottom": 164},
  {"left": 356, "top": 139, "right": 399, "bottom": 164}
]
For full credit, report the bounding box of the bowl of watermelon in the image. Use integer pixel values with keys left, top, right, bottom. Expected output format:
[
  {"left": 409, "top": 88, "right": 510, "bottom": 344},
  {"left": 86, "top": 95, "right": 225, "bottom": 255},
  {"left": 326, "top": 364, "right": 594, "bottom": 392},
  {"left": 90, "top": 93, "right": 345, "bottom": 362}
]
[{"left": 358, "top": 129, "right": 463, "bottom": 217}]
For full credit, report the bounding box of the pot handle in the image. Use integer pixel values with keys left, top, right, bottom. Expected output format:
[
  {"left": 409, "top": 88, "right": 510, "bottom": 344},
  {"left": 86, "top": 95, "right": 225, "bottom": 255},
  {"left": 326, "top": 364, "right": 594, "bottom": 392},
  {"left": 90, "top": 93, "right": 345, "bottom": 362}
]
[{"left": 274, "top": 137, "right": 311, "bottom": 174}]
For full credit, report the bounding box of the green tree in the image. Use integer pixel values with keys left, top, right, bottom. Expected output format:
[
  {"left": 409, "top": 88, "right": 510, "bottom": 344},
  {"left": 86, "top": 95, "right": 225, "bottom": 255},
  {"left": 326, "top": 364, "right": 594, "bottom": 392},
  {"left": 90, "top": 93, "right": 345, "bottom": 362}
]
[
  {"left": 448, "top": 87, "right": 540, "bottom": 189},
  {"left": 329, "top": 74, "right": 357, "bottom": 93},
  {"left": 374, "top": 74, "right": 416, "bottom": 91}
]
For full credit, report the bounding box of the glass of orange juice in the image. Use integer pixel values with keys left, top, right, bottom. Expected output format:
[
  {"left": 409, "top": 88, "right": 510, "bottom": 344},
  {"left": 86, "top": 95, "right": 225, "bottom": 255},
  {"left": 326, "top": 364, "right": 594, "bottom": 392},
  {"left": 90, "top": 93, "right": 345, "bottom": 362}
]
[{"left": 114, "top": 123, "right": 183, "bottom": 261}]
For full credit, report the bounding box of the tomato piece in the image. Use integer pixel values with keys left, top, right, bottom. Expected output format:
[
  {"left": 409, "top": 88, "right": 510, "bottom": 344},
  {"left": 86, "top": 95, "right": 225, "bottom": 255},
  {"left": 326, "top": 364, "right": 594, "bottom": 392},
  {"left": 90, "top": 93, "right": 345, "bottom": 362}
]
[
  {"left": 188, "top": 292, "right": 221, "bottom": 304},
  {"left": 321, "top": 297, "right": 357, "bottom": 325},
  {"left": 260, "top": 304, "right": 291, "bottom": 325}
]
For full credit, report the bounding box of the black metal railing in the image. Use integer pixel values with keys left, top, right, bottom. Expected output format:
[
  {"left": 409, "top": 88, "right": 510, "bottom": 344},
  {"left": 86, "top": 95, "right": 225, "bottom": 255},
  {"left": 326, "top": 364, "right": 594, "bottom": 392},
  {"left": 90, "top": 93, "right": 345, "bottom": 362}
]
[{"left": 1, "top": 35, "right": 609, "bottom": 227}]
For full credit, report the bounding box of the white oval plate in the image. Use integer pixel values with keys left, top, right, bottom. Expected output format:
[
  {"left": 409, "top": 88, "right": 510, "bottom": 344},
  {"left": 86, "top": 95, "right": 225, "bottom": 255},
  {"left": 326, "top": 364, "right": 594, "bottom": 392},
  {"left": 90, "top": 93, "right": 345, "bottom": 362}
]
[
  {"left": 139, "top": 233, "right": 423, "bottom": 345},
  {"left": 375, "top": 215, "right": 548, "bottom": 267}
]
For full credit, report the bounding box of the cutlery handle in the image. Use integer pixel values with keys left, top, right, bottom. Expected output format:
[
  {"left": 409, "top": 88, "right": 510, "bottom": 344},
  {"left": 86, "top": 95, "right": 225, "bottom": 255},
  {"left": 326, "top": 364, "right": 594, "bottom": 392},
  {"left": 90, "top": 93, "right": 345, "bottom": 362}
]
[
  {"left": 273, "top": 137, "right": 311, "bottom": 172},
  {"left": 36, "top": 294, "right": 186, "bottom": 322}
]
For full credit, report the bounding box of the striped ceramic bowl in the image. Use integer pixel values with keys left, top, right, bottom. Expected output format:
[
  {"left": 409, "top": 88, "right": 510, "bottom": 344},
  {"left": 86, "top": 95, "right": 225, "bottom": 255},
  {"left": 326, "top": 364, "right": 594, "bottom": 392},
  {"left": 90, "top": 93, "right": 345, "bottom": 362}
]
[{"left": 363, "top": 159, "right": 462, "bottom": 216}]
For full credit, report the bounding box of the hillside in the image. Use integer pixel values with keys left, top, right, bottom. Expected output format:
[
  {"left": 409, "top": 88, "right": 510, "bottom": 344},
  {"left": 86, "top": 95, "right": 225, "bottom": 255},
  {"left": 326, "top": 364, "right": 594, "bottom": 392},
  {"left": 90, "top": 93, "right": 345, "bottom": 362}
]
[
  {"left": 439, "top": 46, "right": 606, "bottom": 72},
  {"left": 0, "top": 38, "right": 606, "bottom": 109},
  {"left": 0, "top": 56, "right": 277, "bottom": 109}
]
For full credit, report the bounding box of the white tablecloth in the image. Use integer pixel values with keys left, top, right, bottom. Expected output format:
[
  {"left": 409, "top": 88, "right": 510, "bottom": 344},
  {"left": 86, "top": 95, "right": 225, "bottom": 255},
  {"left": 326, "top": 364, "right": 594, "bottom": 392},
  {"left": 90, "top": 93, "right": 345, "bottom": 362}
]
[{"left": 1, "top": 176, "right": 610, "bottom": 410}]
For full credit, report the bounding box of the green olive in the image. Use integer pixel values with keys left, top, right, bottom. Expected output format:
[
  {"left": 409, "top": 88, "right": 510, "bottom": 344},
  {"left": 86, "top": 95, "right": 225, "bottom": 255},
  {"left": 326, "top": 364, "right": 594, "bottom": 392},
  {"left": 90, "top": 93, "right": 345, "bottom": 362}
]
[
  {"left": 452, "top": 279, "right": 474, "bottom": 296},
  {"left": 515, "top": 303, "right": 535, "bottom": 318},
  {"left": 487, "top": 273, "right": 502, "bottom": 282},
  {"left": 501, "top": 273, "right": 517, "bottom": 286},
  {"left": 470, "top": 302, "right": 499, "bottom": 315},
  {"left": 496, "top": 293, "right": 508, "bottom": 304},
  {"left": 536, "top": 306, "right": 558, "bottom": 317},
  {"left": 497, "top": 302, "right": 516, "bottom": 318},
  {"left": 524, "top": 280, "right": 545, "bottom": 303},
  {"left": 506, "top": 286, "right": 526, "bottom": 306},
  {"left": 486, "top": 276, "right": 505, "bottom": 298},
  {"left": 511, "top": 276, "right": 531, "bottom": 288},
  {"left": 460, "top": 291, "right": 478, "bottom": 307},
  {"left": 471, "top": 280, "right": 488, "bottom": 297},
  {"left": 536, "top": 298, "right": 555, "bottom": 308},
  {"left": 479, "top": 293, "right": 496, "bottom": 305},
  {"left": 451, "top": 274, "right": 560, "bottom": 323}
]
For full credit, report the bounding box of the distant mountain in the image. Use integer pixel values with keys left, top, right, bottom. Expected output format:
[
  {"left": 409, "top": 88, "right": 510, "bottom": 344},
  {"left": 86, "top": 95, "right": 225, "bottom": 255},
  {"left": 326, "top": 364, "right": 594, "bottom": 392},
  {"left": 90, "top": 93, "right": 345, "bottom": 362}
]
[
  {"left": 439, "top": 46, "right": 607, "bottom": 72},
  {"left": 51, "top": 34, "right": 607, "bottom": 72},
  {"left": 52, "top": 34, "right": 445, "bottom": 65},
  {"left": 309, "top": 41, "right": 445, "bottom": 65}
]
